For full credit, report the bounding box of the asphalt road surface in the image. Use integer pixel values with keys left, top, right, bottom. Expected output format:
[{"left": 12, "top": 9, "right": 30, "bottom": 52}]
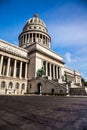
[{"left": 0, "top": 96, "right": 87, "bottom": 130}]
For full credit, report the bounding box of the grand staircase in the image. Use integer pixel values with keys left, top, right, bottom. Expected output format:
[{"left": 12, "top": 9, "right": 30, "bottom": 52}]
[
  {"left": 36, "top": 77, "right": 67, "bottom": 95},
  {"left": 34, "top": 77, "right": 86, "bottom": 95}
]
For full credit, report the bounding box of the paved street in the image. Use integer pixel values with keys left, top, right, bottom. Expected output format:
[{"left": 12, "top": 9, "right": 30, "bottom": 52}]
[{"left": 0, "top": 96, "right": 87, "bottom": 130}]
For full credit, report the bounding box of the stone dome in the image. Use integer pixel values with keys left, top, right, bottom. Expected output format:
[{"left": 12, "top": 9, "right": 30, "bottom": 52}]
[
  {"left": 19, "top": 14, "right": 51, "bottom": 49},
  {"left": 23, "top": 14, "right": 48, "bottom": 33},
  {"left": 26, "top": 14, "right": 46, "bottom": 27}
]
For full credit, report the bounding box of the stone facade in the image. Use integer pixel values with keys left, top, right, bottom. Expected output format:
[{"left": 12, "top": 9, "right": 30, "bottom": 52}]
[{"left": 0, "top": 14, "right": 82, "bottom": 95}]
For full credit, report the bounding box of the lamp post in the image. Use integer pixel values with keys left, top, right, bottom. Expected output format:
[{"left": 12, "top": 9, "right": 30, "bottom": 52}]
[{"left": 65, "top": 73, "right": 69, "bottom": 96}]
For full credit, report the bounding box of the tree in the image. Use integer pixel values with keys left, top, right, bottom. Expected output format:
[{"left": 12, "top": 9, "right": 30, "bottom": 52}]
[
  {"left": 81, "top": 77, "right": 85, "bottom": 83},
  {"left": 81, "top": 77, "right": 87, "bottom": 86},
  {"left": 37, "top": 66, "right": 45, "bottom": 77},
  {"left": 84, "top": 82, "right": 87, "bottom": 86}
]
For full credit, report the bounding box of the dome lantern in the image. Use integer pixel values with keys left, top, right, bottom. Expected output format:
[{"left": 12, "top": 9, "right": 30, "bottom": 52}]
[{"left": 34, "top": 13, "right": 38, "bottom": 18}]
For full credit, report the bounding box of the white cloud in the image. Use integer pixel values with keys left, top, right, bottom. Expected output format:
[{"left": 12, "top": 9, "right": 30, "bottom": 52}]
[
  {"left": 65, "top": 52, "right": 76, "bottom": 63},
  {"left": 48, "top": 22, "right": 87, "bottom": 47},
  {"left": 64, "top": 51, "right": 87, "bottom": 80}
]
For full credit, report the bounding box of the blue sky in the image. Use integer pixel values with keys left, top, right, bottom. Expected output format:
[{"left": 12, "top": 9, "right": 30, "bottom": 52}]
[{"left": 0, "top": 0, "right": 87, "bottom": 80}]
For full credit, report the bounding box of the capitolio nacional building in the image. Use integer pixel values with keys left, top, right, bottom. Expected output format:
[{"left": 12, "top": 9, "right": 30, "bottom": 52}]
[{"left": 0, "top": 14, "right": 82, "bottom": 95}]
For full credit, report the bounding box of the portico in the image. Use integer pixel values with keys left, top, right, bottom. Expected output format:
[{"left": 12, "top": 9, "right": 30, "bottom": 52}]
[
  {"left": 0, "top": 55, "right": 28, "bottom": 79},
  {"left": 42, "top": 60, "right": 62, "bottom": 80}
]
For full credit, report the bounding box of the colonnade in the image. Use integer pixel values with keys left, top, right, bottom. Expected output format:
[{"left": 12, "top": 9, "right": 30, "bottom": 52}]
[
  {"left": 43, "top": 61, "right": 62, "bottom": 80},
  {"left": 19, "top": 33, "right": 50, "bottom": 47},
  {"left": 0, "top": 55, "right": 28, "bottom": 79}
]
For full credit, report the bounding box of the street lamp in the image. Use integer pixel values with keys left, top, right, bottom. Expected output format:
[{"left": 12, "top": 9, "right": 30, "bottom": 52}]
[{"left": 65, "top": 73, "right": 69, "bottom": 96}]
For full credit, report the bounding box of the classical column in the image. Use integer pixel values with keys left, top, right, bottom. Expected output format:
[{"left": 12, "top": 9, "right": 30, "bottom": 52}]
[
  {"left": 47, "top": 38, "right": 49, "bottom": 44},
  {"left": 58, "top": 67, "right": 59, "bottom": 79},
  {"left": 28, "top": 34, "right": 30, "bottom": 43},
  {"left": 56, "top": 66, "right": 58, "bottom": 79},
  {"left": 44, "top": 35, "right": 46, "bottom": 44},
  {"left": 0, "top": 55, "right": 4, "bottom": 76},
  {"left": 39, "top": 33, "right": 40, "bottom": 39},
  {"left": 53, "top": 65, "right": 55, "bottom": 79},
  {"left": 23, "top": 35, "right": 24, "bottom": 44},
  {"left": 35, "top": 33, "right": 37, "bottom": 42},
  {"left": 46, "top": 61, "right": 48, "bottom": 76},
  {"left": 58, "top": 66, "right": 61, "bottom": 79},
  {"left": 25, "top": 34, "right": 27, "bottom": 44},
  {"left": 42, "top": 35, "right": 43, "bottom": 44},
  {"left": 19, "top": 61, "right": 22, "bottom": 79},
  {"left": 13, "top": 59, "right": 17, "bottom": 78},
  {"left": 22, "top": 36, "right": 23, "bottom": 44},
  {"left": 32, "top": 33, "right": 33, "bottom": 42},
  {"left": 38, "top": 33, "right": 40, "bottom": 43},
  {"left": 54, "top": 66, "right": 56, "bottom": 79},
  {"left": 25, "top": 63, "right": 28, "bottom": 79},
  {"left": 46, "top": 37, "right": 47, "bottom": 45},
  {"left": 50, "top": 63, "right": 51, "bottom": 78},
  {"left": 59, "top": 67, "right": 62, "bottom": 79},
  {"left": 6, "top": 57, "right": 11, "bottom": 76},
  {"left": 24, "top": 34, "right": 26, "bottom": 44}
]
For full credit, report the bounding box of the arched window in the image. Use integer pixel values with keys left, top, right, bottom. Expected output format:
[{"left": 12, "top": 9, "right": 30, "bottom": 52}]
[
  {"left": 9, "top": 82, "right": 13, "bottom": 89},
  {"left": 22, "top": 83, "right": 25, "bottom": 90},
  {"left": 1, "top": 81, "right": 6, "bottom": 89},
  {"left": 15, "top": 83, "right": 19, "bottom": 89}
]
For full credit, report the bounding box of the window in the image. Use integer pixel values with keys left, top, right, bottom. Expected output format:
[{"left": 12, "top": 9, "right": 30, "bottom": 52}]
[
  {"left": 9, "top": 82, "right": 13, "bottom": 89},
  {"left": 34, "top": 26, "right": 36, "bottom": 29},
  {"left": 30, "top": 83, "right": 32, "bottom": 88},
  {"left": 1, "top": 81, "right": 5, "bottom": 89},
  {"left": 22, "top": 84, "right": 25, "bottom": 90},
  {"left": 15, "top": 83, "right": 19, "bottom": 89},
  {"left": 39, "top": 27, "right": 41, "bottom": 30},
  {"left": 51, "top": 89, "right": 54, "bottom": 94}
]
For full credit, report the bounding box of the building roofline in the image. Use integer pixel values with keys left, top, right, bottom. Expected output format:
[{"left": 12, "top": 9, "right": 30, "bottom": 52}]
[
  {"left": 26, "top": 42, "right": 65, "bottom": 64},
  {"left": 64, "top": 66, "right": 81, "bottom": 76},
  {"left": 0, "top": 39, "right": 28, "bottom": 53}
]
